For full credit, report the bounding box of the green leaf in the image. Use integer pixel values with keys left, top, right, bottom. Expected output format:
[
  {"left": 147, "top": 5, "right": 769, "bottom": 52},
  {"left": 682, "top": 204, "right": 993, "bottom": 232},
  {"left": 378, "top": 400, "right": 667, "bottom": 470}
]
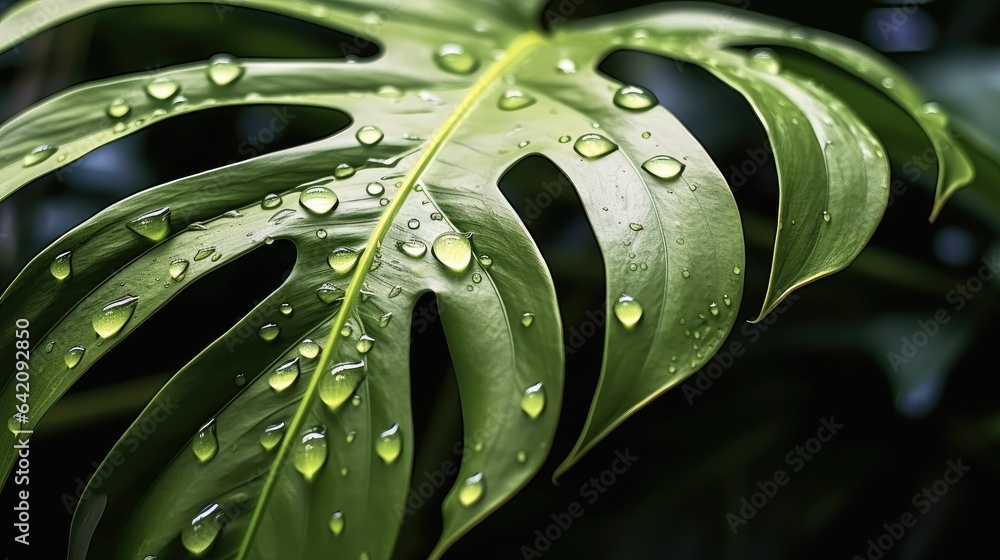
[{"left": 0, "top": 1, "right": 986, "bottom": 559}]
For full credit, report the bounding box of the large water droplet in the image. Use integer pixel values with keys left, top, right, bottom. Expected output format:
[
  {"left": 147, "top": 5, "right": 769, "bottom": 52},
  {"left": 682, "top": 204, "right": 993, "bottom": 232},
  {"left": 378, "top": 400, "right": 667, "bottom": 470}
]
[
  {"left": 375, "top": 423, "right": 402, "bottom": 464},
  {"left": 107, "top": 98, "right": 131, "bottom": 118},
  {"left": 208, "top": 53, "right": 244, "bottom": 86},
  {"left": 356, "top": 125, "right": 384, "bottom": 146},
  {"left": 319, "top": 361, "right": 365, "bottom": 410},
  {"left": 169, "top": 259, "right": 189, "bottom": 281},
  {"left": 329, "top": 511, "right": 346, "bottom": 536},
  {"left": 293, "top": 429, "right": 328, "bottom": 481},
  {"left": 299, "top": 339, "right": 321, "bottom": 359},
  {"left": 191, "top": 419, "right": 218, "bottom": 463},
  {"left": 432, "top": 232, "right": 473, "bottom": 272},
  {"left": 181, "top": 503, "right": 221, "bottom": 555},
  {"left": 573, "top": 134, "right": 618, "bottom": 159},
  {"left": 748, "top": 48, "right": 781, "bottom": 74},
  {"left": 64, "top": 346, "right": 85, "bottom": 369},
  {"left": 317, "top": 283, "right": 345, "bottom": 305},
  {"left": 328, "top": 248, "right": 359, "bottom": 274},
  {"left": 458, "top": 472, "right": 486, "bottom": 506},
  {"left": 23, "top": 145, "right": 58, "bottom": 167},
  {"left": 50, "top": 251, "right": 72, "bottom": 280},
  {"left": 521, "top": 382, "right": 546, "bottom": 419},
  {"left": 260, "top": 422, "right": 286, "bottom": 451},
  {"left": 300, "top": 186, "right": 339, "bottom": 215},
  {"left": 613, "top": 294, "right": 643, "bottom": 329},
  {"left": 93, "top": 295, "right": 138, "bottom": 338},
  {"left": 642, "top": 156, "right": 686, "bottom": 180},
  {"left": 269, "top": 358, "right": 300, "bottom": 391},
  {"left": 258, "top": 323, "right": 280, "bottom": 342},
  {"left": 499, "top": 88, "right": 536, "bottom": 111},
  {"left": 434, "top": 43, "right": 479, "bottom": 74},
  {"left": 613, "top": 85, "right": 658, "bottom": 111},
  {"left": 126, "top": 208, "right": 172, "bottom": 242},
  {"left": 355, "top": 334, "right": 375, "bottom": 354},
  {"left": 146, "top": 78, "right": 180, "bottom": 100}
]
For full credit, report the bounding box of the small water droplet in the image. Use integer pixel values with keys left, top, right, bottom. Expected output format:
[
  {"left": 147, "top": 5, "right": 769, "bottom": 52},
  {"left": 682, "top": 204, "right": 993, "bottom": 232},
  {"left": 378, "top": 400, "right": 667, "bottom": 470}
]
[
  {"left": 126, "top": 207, "right": 172, "bottom": 242},
  {"left": 521, "top": 312, "right": 535, "bottom": 327},
  {"left": 50, "top": 250, "right": 72, "bottom": 280},
  {"left": 45, "top": 341, "right": 55, "bottom": 353},
  {"left": 317, "top": 283, "right": 344, "bottom": 305},
  {"left": 181, "top": 503, "right": 221, "bottom": 555},
  {"left": 922, "top": 102, "right": 948, "bottom": 125},
  {"left": 146, "top": 78, "right": 180, "bottom": 100},
  {"left": 329, "top": 511, "right": 346, "bottom": 536},
  {"left": 380, "top": 198, "right": 391, "bottom": 207},
  {"left": 433, "top": 232, "right": 473, "bottom": 272},
  {"left": 64, "top": 346, "right": 85, "bottom": 369},
  {"left": 269, "top": 358, "right": 299, "bottom": 391},
  {"left": 556, "top": 59, "right": 577, "bottom": 73},
  {"left": 823, "top": 210, "right": 831, "bottom": 223},
  {"left": 709, "top": 303, "right": 720, "bottom": 317},
  {"left": 355, "top": 334, "right": 375, "bottom": 354},
  {"left": 881, "top": 76, "right": 895, "bottom": 89},
  {"left": 478, "top": 255, "right": 493, "bottom": 269},
  {"left": 747, "top": 48, "right": 781, "bottom": 74},
  {"left": 258, "top": 323, "right": 280, "bottom": 342},
  {"left": 355, "top": 125, "right": 385, "bottom": 146},
  {"left": 234, "top": 373, "right": 246, "bottom": 387},
  {"left": 430, "top": 212, "right": 444, "bottom": 221},
  {"left": 407, "top": 218, "right": 421, "bottom": 230},
  {"left": 260, "top": 422, "right": 286, "bottom": 451},
  {"left": 319, "top": 361, "right": 366, "bottom": 410},
  {"left": 341, "top": 324, "right": 353, "bottom": 337},
  {"left": 365, "top": 182, "right": 386, "bottom": 197},
  {"left": 613, "top": 294, "right": 643, "bottom": 328},
  {"left": 328, "top": 248, "right": 359, "bottom": 274},
  {"left": 516, "top": 451, "right": 527, "bottom": 463},
  {"left": 191, "top": 419, "right": 218, "bottom": 463},
  {"left": 573, "top": 134, "right": 618, "bottom": 159},
  {"left": 472, "top": 272, "right": 483, "bottom": 284},
  {"left": 377, "top": 312, "right": 393, "bottom": 328},
  {"left": 300, "top": 186, "right": 339, "bottom": 215},
  {"left": 352, "top": 394, "right": 362, "bottom": 407},
  {"left": 613, "top": 85, "right": 658, "bottom": 110},
  {"left": 724, "top": 295, "right": 732, "bottom": 306},
  {"left": 346, "top": 431, "right": 357, "bottom": 444},
  {"left": 298, "top": 339, "right": 321, "bottom": 359},
  {"left": 334, "top": 163, "right": 356, "bottom": 179},
  {"left": 521, "top": 382, "right": 546, "bottom": 419},
  {"left": 208, "top": 53, "right": 244, "bottom": 86},
  {"left": 458, "top": 472, "right": 486, "bottom": 506},
  {"left": 279, "top": 303, "right": 293, "bottom": 316},
  {"left": 642, "top": 156, "right": 685, "bottom": 179},
  {"left": 434, "top": 43, "right": 479, "bottom": 74},
  {"left": 518, "top": 140, "right": 531, "bottom": 149},
  {"left": 558, "top": 135, "right": 572, "bottom": 144},
  {"left": 629, "top": 223, "right": 644, "bottom": 231},
  {"left": 293, "top": 429, "right": 328, "bottom": 481},
  {"left": 388, "top": 285, "right": 403, "bottom": 298},
  {"left": 107, "top": 98, "right": 131, "bottom": 118},
  {"left": 93, "top": 295, "right": 138, "bottom": 338},
  {"left": 642, "top": 131, "right": 652, "bottom": 139},
  {"left": 733, "top": 266, "right": 742, "bottom": 275},
  {"left": 375, "top": 423, "right": 402, "bottom": 464},
  {"left": 261, "top": 193, "right": 282, "bottom": 209},
  {"left": 499, "top": 88, "right": 536, "bottom": 111},
  {"left": 669, "top": 366, "right": 676, "bottom": 374},
  {"left": 400, "top": 240, "right": 427, "bottom": 258}
]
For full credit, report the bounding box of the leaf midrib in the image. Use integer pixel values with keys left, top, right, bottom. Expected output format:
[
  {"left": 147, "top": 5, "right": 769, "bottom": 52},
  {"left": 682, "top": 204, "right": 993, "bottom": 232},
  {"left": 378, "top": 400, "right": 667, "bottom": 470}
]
[{"left": 236, "top": 30, "right": 545, "bottom": 558}]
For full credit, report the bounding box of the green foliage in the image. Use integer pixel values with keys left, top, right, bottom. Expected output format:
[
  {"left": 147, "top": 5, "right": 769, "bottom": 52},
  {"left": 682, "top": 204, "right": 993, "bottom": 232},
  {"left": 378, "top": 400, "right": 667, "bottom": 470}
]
[{"left": 0, "top": 1, "right": 982, "bottom": 558}]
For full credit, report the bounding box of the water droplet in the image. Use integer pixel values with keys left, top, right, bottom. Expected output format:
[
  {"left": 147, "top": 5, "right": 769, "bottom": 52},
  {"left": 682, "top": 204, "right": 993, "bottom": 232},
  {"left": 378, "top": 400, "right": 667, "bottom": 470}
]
[
  {"left": 573, "top": 134, "right": 618, "bottom": 159},
  {"left": 341, "top": 324, "right": 353, "bottom": 337},
  {"left": 557, "top": 58, "right": 577, "bottom": 73},
  {"left": 613, "top": 294, "right": 643, "bottom": 329},
  {"left": 382, "top": 286, "right": 401, "bottom": 301},
  {"left": 458, "top": 472, "right": 486, "bottom": 506},
  {"left": 365, "top": 182, "right": 385, "bottom": 197},
  {"left": 334, "top": 163, "right": 356, "bottom": 179},
  {"left": 407, "top": 218, "right": 421, "bottom": 230},
  {"left": 379, "top": 312, "right": 393, "bottom": 328},
  {"left": 261, "top": 193, "right": 282, "bottom": 209},
  {"left": 427, "top": 212, "right": 443, "bottom": 222},
  {"left": 499, "top": 88, "right": 536, "bottom": 111},
  {"left": 258, "top": 323, "right": 280, "bottom": 342},
  {"left": 434, "top": 43, "right": 479, "bottom": 74},
  {"left": 642, "top": 131, "right": 652, "bottom": 139},
  {"left": 193, "top": 247, "right": 216, "bottom": 261},
  {"left": 93, "top": 295, "right": 138, "bottom": 338},
  {"left": 379, "top": 198, "right": 390, "bottom": 207},
  {"left": 208, "top": 53, "right": 243, "bottom": 86},
  {"left": 64, "top": 346, "right": 85, "bottom": 369},
  {"left": 50, "top": 251, "right": 72, "bottom": 280},
  {"left": 396, "top": 239, "right": 426, "bottom": 259},
  {"left": 181, "top": 503, "right": 221, "bottom": 555},
  {"left": 107, "top": 98, "right": 131, "bottom": 118},
  {"left": 269, "top": 358, "right": 300, "bottom": 391},
  {"left": 234, "top": 373, "right": 246, "bottom": 387},
  {"left": 319, "top": 361, "right": 366, "bottom": 410},
  {"left": 733, "top": 266, "right": 742, "bottom": 275},
  {"left": 279, "top": 303, "right": 293, "bottom": 316},
  {"left": 472, "top": 272, "right": 483, "bottom": 284},
  {"left": 352, "top": 394, "right": 362, "bottom": 407},
  {"left": 922, "top": 102, "right": 948, "bottom": 125},
  {"left": 375, "top": 423, "right": 402, "bottom": 464},
  {"left": 293, "top": 429, "right": 328, "bottom": 481},
  {"left": 146, "top": 78, "right": 180, "bottom": 100},
  {"left": 478, "top": 255, "right": 493, "bottom": 269},
  {"left": 642, "top": 156, "right": 686, "bottom": 180},
  {"left": 521, "top": 382, "right": 546, "bottom": 419},
  {"left": 629, "top": 223, "right": 645, "bottom": 232},
  {"left": 317, "top": 283, "right": 344, "bottom": 305},
  {"left": 346, "top": 431, "right": 357, "bottom": 444},
  {"left": 191, "top": 419, "right": 218, "bottom": 463},
  {"left": 432, "top": 232, "right": 473, "bottom": 272},
  {"left": 518, "top": 140, "right": 531, "bottom": 149},
  {"left": 164, "top": 260, "right": 190, "bottom": 283},
  {"left": 521, "top": 313, "right": 535, "bottom": 327},
  {"left": 709, "top": 303, "right": 720, "bottom": 317},
  {"left": 557, "top": 135, "right": 572, "bottom": 144},
  {"left": 328, "top": 248, "right": 359, "bottom": 274},
  {"left": 516, "top": 451, "right": 527, "bottom": 463},
  {"left": 747, "top": 48, "right": 781, "bottom": 74},
  {"left": 355, "top": 125, "right": 385, "bottom": 146},
  {"left": 356, "top": 334, "right": 375, "bottom": 354},
  {"left": 881, "top": 77, "right": 895, "bottom": 89},
  {"left": 329, "top": 511, "right": 345, "bottom": 536},
  {"left": 724, "top": 295, "right": 732, "bottom": 306},
  {"left": 316, "top": 229, "right": 329, "bottom": 240},
  {"left": 300, "top": 186, "right": 339, "bottom": 215},
  {"left": 45, "top": 341, "right": 55, "bottom": 353},
  {"left": 823, "top": 210, "right": 831, "bottom": 223},
  {"left": 613, "top": 85, "right": 658, "bottom": 111},
  {"left": 126, "top": 207, "right": 172, "bottom": 242},
  {"left": 113, "top": 122, "right": 127, "bottom": 133},
  {"left": 260, "top": 422, "right": 285, "bottom": 451}
]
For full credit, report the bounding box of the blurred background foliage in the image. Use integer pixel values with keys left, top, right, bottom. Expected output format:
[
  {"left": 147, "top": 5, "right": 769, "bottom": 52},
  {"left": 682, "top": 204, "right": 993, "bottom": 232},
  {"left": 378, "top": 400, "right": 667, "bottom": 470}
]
[{"left": 1, "top": 0, "right": 998, "bottom": 558}]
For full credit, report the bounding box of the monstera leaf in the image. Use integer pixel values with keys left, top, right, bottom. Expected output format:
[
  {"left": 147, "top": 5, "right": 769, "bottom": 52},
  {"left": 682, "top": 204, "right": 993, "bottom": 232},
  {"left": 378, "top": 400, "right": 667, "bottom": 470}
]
[{"left": 0, "top": 0, "right": 980, "bottom": 558}]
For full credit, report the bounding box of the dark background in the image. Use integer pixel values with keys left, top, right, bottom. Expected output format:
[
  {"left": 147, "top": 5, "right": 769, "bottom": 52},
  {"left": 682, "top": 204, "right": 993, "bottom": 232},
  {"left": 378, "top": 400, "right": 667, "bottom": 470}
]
[{"left": 1, "top": 0, "right": 998, "bottom": 559}]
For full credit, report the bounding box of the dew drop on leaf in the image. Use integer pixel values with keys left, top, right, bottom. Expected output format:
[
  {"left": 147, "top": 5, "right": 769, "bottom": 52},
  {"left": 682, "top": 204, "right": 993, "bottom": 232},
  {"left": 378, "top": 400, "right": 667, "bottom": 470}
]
[
  {"left": 734, "top": 266, "right": 742, "bottom": 275},
  {"left": 434, "top": 43, "right": 479, "bottom": 74},
  {"left": 478, "top": 255, "right": 493, "bottom": 269},
  {"left": 366, "top": 182, "right": 385, "bottom": 197},
  {"left": 556, "top": 58, "right": 577, "bottom": 74},
  {"left": 300, "top": 186, "right": 339, "bottom": 215},
  {"left": 317, "top": 283, "right": 344, "bottom": 305},
  {"left": 641, "top": 156, "right": 685, "bottom": 180},
  {"left": 319, "top": 361, "right": 366, "bottom": 410},
  {"left": 472, "top": 272, "right": 482, "bottom": 284},
  {"left": 316, "top": 229, "right": 328, "bottom": 239},
  {"left": 50, "top": 251, "right": 72, "bottom": 280},
  {"left": 64, "top": 346, "right": 85, "bottom": 369},
  {"left": 642, "top": 131, "right": 652, "bottom": 139},
  {"left": 573, "top": 134, "right": 618, "bottom": 159},
  {"left": 328, "top": 248, "right": 359, "bottom": 274},
  {"left": 388, "top": 285, "right": 403, "bottom": 298},
  {"left": 724, "top": 295, "right": 732, "bottom": 306},
  {"left": 516, "top": 451, "right": 527, "bottom": 463},
  {"left": 269, "top": 358, "right": 299, "bottom": 391},
  {"left": 45, "top": 341, "right": 55, "bottom": 353},
  {"left": 629, "top": 223, "right": 644, "bottom": 231},
  {"left": 341, "top": 323, "right": 353, "bottom": 337},
  {"left": 498, "top": 88, "right": 537, "bottom": 111},
  {"left": 207, "top": 53, "right": 244, "bottom": 86},
  {"left": 334, "top": 163, "right": 356, "bottom": 179},
  {"left": 93, "top": 295, "right": 138, "bottom": 338},
  {"left": 181, "top": 503, "right": 221, "bottom": 555},
  {"left": 293, "top": 429, "right": 328, "bottom": 481},
  {"left": 191, "top": 419, "right": 218, "bottom": 463},
  {"left": 458, "top": 472, "right": 486, "bottom": 506},
  {"left": 558, "top": 135, "right": 571, "bottom": 143},
  {"left": 234, "top": 373, "right": 246, "bottom": 387},
  {"left": 747, "top": 48, "right": 781, "bottom": 74},
  {"left": 356, "top": 334, "right": 375, "bottom": 354},
  {"left": 613, "top": 294, "right": 643, "bottom": 329},
  {"left": 521, "top": 382, "right": 546, "bottom": 419},
  {"left": 352, "top": 394, "right": 362, "bottom": 407},
  {"left": 261, "top": 193, "right": 282, "bottom": 209},
  {"left": 408, "top": 218, "right": 421, "bottom": 230},
  {"left": 299, "top": 339, "right": 320, "bottom": 359},
  {"left": 107, "top": 98, "right": 131, "bottom": 118},
  {"left": 145, "top": 78, "right": 180, "bottom": 100},
  {"left": 259, "top": 422, "right": 286, "bottom": 451},
  {"left": 710, "top": 303, "right": 720, "bottom": 317},
  {"left": 258, "top": 323, "right": 281, "bottom": 342},
  {"left": 521, "top": 312, "right": 535, "bottom": 328},
  {"left": 126, "top": 207, "right": 172, "bottom": 242},
  {"left": 823, "top": 210, "right": 832, "bottom": 223},
  {"left": 329, "top": 511, "right": 346, "bottom": 536},
  {"left": 279, "top": 303, "right": 293, "bottom": 316},
  {"left": 432, "top": 232, "right": 473, "bottom": 272},
  {"left": 613, "top": 85, "right": 658, "bottom": 111},
  {"left": 379, "top": 312, "right": 393, "bottom": 328},
  {"left": 168, "top": 259, "right": 189, "bottom": 281},
  {"left": 375, "top": 423, "right": 402, "bottom": 464},
  {"left": 356, "top": 125, "right": 384, "bottom": 146}
]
